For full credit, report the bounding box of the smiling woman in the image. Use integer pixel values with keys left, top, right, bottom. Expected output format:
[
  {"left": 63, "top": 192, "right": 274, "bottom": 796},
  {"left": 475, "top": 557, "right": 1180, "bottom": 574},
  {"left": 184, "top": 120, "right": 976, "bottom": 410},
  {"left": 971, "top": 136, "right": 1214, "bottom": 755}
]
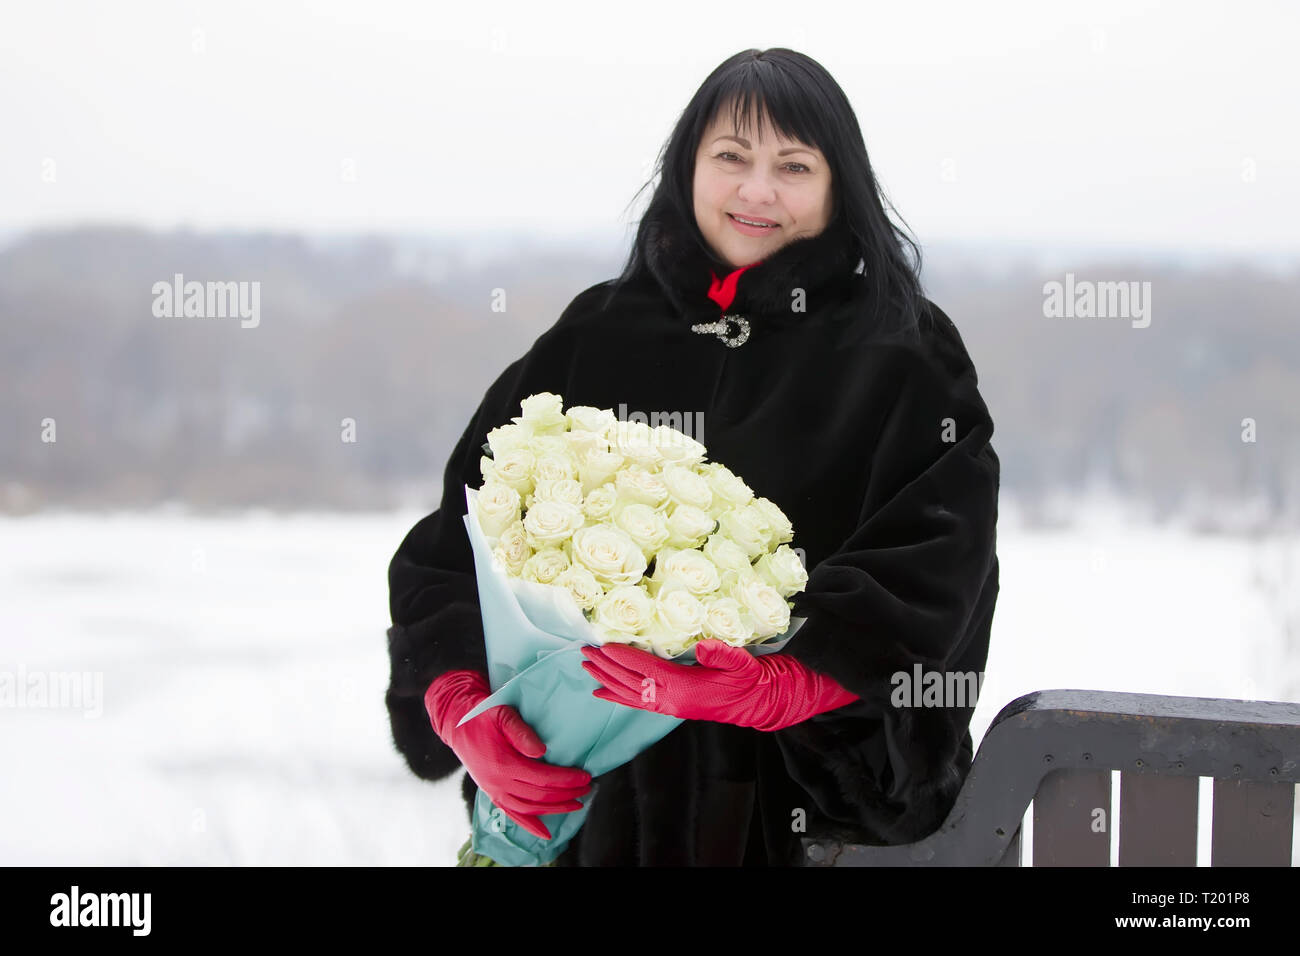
[
  {"left": 385, "top": 48, "right": 1000, "bottom": 867},
  {"left": 694, "top": 112, "right": 832, "bottom": 265},
  {"left": 610, "top": 48, "right": 928, "bottom": 341}
]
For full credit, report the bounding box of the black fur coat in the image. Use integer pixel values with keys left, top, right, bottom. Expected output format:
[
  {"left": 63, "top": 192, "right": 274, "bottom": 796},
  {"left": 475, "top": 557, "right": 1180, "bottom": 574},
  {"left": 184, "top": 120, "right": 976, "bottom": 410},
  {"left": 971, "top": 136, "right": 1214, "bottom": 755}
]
[{"left": 385, "top": 205, "right": 1001, "bottom": 865}]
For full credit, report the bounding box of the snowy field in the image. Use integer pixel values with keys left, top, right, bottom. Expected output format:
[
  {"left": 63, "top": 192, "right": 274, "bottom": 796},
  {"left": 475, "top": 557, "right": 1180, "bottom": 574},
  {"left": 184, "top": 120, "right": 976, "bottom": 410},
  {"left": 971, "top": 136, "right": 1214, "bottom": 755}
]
[{"left": 1, "top": 494, "right": 1297, "bottom": 866}]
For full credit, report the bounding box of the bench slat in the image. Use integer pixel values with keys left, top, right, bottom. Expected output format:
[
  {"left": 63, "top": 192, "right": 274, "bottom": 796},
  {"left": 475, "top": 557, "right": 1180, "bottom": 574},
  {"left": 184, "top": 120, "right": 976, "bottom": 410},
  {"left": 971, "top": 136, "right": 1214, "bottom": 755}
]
[
  {"left": 1118, "top": 773, "right": 1198, "bottom": 865},
  {"left": 1211, "top": 779, "right": 1295, "bottom": 866},
  {"left": 1032, "top": 768, "right": 1110, "bottom": 866}
]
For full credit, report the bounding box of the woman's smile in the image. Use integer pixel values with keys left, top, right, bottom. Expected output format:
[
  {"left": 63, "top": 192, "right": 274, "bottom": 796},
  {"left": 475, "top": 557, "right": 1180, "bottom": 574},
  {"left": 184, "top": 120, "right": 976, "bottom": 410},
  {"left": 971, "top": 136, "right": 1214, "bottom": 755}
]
[{"left": 726, "top": 212, "right": 781, "bottom": 236}]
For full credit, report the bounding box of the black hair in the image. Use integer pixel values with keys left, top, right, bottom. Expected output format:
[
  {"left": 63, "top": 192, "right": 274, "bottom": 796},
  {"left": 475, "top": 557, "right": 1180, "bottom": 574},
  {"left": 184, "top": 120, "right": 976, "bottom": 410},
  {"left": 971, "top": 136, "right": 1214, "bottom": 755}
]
[{"left": 601, "top": 47, "right": 929, "bottom": 341}]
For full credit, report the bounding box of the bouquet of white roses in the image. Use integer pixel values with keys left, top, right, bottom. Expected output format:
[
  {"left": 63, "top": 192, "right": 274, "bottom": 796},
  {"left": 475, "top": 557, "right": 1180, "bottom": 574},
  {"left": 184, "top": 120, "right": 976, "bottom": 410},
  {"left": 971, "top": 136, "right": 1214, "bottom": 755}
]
[
  {"left": 473, "top": 391, "right": 809, "bottom": 657},
  {"left": 454, "top": 392, "right": 808, "bottom": 866}
]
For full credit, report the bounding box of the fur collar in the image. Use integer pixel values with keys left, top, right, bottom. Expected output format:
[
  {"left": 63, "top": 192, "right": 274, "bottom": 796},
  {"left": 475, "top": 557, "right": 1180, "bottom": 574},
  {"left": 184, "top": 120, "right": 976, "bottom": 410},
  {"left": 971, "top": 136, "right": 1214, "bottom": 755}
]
[{"left": 642, "top": 202, "right": 861, "bottom": 326}]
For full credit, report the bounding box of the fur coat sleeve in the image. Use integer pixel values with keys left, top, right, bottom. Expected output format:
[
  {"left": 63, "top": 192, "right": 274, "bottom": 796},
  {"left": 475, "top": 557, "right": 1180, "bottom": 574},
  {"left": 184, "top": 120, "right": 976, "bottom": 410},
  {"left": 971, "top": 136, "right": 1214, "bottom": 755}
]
[
  {"left": 777, "top": 310, "right": 1001, "bottom": 844},
  {"left": 383, "top": 367, "right": 513, "bottom": 782}
]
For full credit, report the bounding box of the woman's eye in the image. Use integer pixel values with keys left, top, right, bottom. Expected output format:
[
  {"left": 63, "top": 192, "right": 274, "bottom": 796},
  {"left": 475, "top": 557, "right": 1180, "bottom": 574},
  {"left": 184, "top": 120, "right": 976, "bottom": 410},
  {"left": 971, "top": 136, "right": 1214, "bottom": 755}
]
[{"left": 716, "top": 153, "right": 810, "bottom": 174}]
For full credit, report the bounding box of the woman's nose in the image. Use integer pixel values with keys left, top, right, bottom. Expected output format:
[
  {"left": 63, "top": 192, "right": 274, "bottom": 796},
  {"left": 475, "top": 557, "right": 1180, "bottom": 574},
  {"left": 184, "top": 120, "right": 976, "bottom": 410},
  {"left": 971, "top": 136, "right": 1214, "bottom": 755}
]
[{"left": 736, "top": 170, "right": 778, "bottom": 205}]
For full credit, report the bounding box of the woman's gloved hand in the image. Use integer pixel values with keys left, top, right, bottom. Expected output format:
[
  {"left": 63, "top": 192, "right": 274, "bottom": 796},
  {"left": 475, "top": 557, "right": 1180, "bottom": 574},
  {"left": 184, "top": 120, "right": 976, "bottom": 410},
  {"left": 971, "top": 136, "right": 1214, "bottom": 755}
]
[
  {"left": 425, "top": 670, "right": 593, "bottom": 840},
  {"left": 580, "top": 639, "right": 860, "bottom": 732}
]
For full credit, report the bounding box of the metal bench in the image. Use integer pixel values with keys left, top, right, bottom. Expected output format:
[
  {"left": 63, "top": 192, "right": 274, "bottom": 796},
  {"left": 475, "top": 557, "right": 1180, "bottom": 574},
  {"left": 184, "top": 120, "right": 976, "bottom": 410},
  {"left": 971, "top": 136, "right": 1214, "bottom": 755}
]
[{"left": 801, "top": 689, "right": 1299, "bottom": 866}]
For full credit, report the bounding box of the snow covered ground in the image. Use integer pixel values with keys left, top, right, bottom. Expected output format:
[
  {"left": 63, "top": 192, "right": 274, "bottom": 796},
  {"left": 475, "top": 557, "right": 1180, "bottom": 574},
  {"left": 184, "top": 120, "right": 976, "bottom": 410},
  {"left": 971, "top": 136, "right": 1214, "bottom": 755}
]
[{"left": 1, "top": 495, "right": 1296, "bottom": 865}]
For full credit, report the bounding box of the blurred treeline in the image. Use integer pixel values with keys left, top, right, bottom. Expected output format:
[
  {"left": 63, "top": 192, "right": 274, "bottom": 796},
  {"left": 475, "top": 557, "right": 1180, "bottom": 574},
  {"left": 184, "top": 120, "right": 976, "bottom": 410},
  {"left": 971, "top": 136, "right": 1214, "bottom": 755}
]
[{"left": 1, "top": 226, "right": 1297, "bottom": 529}]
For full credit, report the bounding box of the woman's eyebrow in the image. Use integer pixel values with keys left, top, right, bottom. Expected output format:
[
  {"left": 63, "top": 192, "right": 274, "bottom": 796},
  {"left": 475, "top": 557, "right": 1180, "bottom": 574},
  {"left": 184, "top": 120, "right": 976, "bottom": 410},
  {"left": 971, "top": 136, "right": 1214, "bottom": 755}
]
[{"left": 710, "top": 134, "right": 819, "bottom": 158}]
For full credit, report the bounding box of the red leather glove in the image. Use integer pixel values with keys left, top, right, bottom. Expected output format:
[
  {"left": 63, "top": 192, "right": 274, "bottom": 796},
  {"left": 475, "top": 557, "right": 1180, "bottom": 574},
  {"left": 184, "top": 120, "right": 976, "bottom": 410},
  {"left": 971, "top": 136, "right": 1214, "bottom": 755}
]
[
  {"left": 579, "top": 639, "right": 860, "bottom": 732},
  {"left": 425, "top": 670, "right": 592, "bottom": 840}
]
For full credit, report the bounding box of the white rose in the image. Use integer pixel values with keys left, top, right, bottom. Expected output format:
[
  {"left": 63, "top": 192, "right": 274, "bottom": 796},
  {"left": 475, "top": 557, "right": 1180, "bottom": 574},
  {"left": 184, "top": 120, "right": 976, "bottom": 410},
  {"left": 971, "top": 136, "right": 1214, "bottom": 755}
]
[
  {"left": 701, "top": 463, "right": 754, "bottom": 513},
  {"left": 653, "top": 585, "right": 707, "bottom": 638},
  {"left": 739, "top": 501, "right": 773, "bottom": 549},
  {"left": 716, "top": 507, "right": 770, "bottom": 561},
  {"left": 751, "top": 496, "right": 794, "bottom": 547},
  {"left": 555, "top": 564, "right": 604, "bottom": 612},
  {"left": 527, "top": 477, "right": 585, "bottom": 510},
  {"left": 702, "top": 534, "right": 758, "bottom": 579},
  {"left": 492, "top": 447, "right": 536, "bottom": 496},
  {"left": 716, "top": 567, "right": 760, "bottom": 595},
  {"left": 577, "top": 448, "right": 625, "bottom": 494},
  {"left": 474, "top": 481, "right": 521, "bottom": 537},
  {"left": 564, "top": 428, "right": 609, "bottom": 463},
  {"left": 755, "top": 545, "right": 808, "bottom": 597},
  {"left": 660, "top": 464, "right": 713, "bottom": 511},
  {"left": 700, "top": 596, "right": 756, "bottom": 645},
  {"left": 532, "top": 451, "right": 578, "bottom": 483},
  {"left": 566, "top": 405, "right": 616, "bottom": 434},
  {"left": 517, "top": 392, "right": 568, "bottom": 434},
  {"left": 611, "top": 502, "right": 670, "bottom": 557},
  {"left": 570, "top": 524, "right": 649, "bottom": 586},
  {"left": 479, "top": 455, "right": 498, "bottom": 486},
  {"left": 527, "top": 436, "right": 574, "bottom": 464},
  {"left": 581, "top": 483, "right": 618, "bottom": 522},
  {"left": 609, "top": 419, "right": 665, "bottom": 469},
  {"left": 614, "top": 467, "right": 669, "bottom": 508},
  {"left": 650, "top": 425, "right": 707, "bottom": 466},
  {"left": 641, "top": 625, "right": 696, "bottom": 660},
  {"left": 728, "top": 577, "right": 791, "bottom": 639},
  {"left": 664, "top": 503, "right": 716, "bottom": 549},
  {"left": 650, "top": 547, "right": 721, "bottom": 598},
  {"left": 593, "top": 585, "right": 656, "bottom": 639},
  {"left": 521, "top": 548, "right": 570, "bottom": 585},
  {"left": 521, "top": 500, "right": 585, "bottom": 548},
  {"left": 485, "top": 422, "right": 530, "bottom": 458},
  {"left": 492, "top": 521, "right": 532, "bottom": 575}
]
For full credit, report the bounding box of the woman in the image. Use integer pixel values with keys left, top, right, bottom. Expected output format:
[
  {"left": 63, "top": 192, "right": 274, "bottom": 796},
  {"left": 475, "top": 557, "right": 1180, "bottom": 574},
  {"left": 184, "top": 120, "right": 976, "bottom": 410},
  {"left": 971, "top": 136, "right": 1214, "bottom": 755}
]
[{"left": 387, "top": 48, "right": 1000, "bottom": 866}]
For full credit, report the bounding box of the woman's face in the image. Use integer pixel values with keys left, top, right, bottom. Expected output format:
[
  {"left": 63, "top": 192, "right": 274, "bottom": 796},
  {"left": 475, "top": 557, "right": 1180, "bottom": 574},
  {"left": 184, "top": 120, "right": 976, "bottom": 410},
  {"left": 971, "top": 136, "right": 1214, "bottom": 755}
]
[{"left": 692, "top": 107, "right": 832, "bottom": 269}]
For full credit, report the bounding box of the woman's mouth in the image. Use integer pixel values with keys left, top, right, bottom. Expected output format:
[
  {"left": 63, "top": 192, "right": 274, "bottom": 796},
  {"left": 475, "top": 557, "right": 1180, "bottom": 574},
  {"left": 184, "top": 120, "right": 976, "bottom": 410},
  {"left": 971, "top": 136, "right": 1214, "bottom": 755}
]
[{"left": 727, "top": 213, "right": 780, "bottom": 236}]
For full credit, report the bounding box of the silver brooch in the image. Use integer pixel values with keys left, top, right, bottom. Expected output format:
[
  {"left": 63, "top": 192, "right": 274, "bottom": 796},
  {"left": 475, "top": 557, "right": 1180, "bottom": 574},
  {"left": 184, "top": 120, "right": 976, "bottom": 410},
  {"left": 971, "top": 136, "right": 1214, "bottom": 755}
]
[{"left": 690, "top": 313, "right": 750, "bottom": 348}]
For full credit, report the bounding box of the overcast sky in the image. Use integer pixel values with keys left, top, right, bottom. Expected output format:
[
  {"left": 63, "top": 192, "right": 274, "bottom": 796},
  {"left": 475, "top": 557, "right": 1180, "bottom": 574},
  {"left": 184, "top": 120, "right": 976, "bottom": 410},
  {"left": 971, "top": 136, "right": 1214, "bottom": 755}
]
[{"left": 2, "top": 0, "right": 1297, "bottom": 252}]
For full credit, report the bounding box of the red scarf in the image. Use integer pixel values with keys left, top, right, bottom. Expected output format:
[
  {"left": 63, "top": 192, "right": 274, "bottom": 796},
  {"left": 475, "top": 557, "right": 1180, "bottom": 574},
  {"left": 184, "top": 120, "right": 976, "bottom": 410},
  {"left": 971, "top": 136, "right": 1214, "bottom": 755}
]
[{"left": 707, "top": 262, "right": 762, "bottom": 312}]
